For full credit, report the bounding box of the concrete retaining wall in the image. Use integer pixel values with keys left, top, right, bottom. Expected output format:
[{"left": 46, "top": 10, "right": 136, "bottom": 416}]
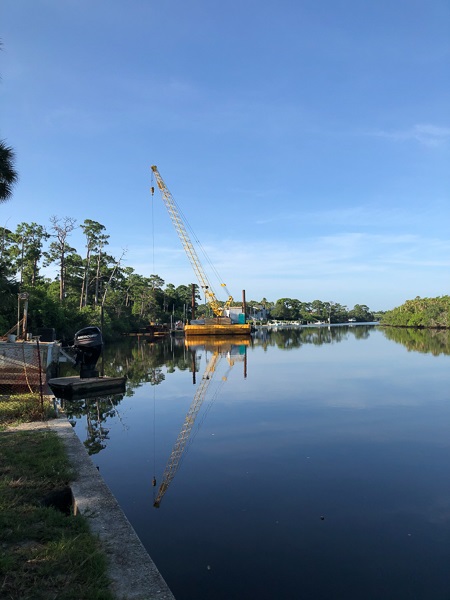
[{"left": 11, "top": 417, "right": 175, "bottom": 600}]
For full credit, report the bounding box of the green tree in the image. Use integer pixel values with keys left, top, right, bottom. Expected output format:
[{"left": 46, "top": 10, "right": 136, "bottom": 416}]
[
  {"left": 0, "top": 226, "right": 15, "bottom": 278},
  {"left": 350, "top": 304, "right": 374, "bottom": 322},
  {"left": 79, "top": 219, "right": 108, "bottom": 309},
  {"left": 310, "top": 300, "right": 327, "bottom": 321},
  {"left": 44, "top": 216, "right": 77, "bottom": 303},
  {"left": 13, "top": 222, "right": 49, "bottom": 286},
  {"left": 0, "top": 140, "right": 18, "bottom": 203},
  {"left": 271, "top": 298, "right": 294, "bottom": 320},
  {"left": 0, "top": 271, "right": 19, "bottom": 333},
  {"left": 174, "top": 284, "right": 196, "bottom": 321},
  {"left": 91, "top": 226, "right": 110, "bottom": 307},
  {"left": 382, "top": 296, "right": 450, "bottom": 328},
  {"left": 331, "top": 302, "right": 349, "bottom": 323}
]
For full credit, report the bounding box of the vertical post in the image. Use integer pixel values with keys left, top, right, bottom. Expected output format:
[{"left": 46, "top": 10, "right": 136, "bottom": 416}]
[
  {"left": 244, "top": 347, "right": 247, "bottom": 379},
  {"left": 36, "top": 336, "right": 44, "bottom": 417},
  {"left": 192, "top": 350, "right": 196, "bottom": 385},
  {"left": 191, "top": 283, "right": 196, "bottom": 322},
  {"left": 22, "top": 297, "right": 28, "bottom": 339},
  {"left": 242, "top": 290, "right": 247, "bottom": 323},
  {"left": 18, "top": 293, "right": 29, "bottom": 339},
  {"left": 100, "top": 305, "right": 105, "bottom": 377},
  {"left": 17, "top": 294, "right": 20, "bottom": 337}
]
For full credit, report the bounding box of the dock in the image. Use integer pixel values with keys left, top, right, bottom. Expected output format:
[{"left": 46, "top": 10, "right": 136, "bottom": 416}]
[{"left": 48, "top": 376, "right": 126, "bottom": 399}]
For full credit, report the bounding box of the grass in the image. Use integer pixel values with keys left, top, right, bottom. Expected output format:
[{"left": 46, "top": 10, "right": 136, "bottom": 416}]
[
  {"left": 0, "top": 403, "right": 115, "bottom": 599},
  {"left": 0, "top": 394, "right": 57, "bottom": 430}
]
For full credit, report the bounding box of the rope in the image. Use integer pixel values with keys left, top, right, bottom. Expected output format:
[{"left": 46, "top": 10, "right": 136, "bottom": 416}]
[
  {"left": 3, "top": 318, "right": 24, "bottom": 337},
  {"left": 20, "top": 340, "right": 37, "bottom": 394}
]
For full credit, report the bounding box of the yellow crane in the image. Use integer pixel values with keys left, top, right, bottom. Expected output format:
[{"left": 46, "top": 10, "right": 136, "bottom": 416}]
[{"left": 151, "top": 165, "right": 233, "bottom": 318}]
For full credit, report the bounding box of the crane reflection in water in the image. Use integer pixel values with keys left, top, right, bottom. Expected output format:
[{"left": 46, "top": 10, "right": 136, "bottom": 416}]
[{"left": 152, "top": 337, "right": 249, "bottom": 508}]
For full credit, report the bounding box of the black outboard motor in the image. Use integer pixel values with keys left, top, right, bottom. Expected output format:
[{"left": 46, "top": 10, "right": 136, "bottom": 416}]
[{"left": 73, "top": 326, "right": 103, "bottom": 378}]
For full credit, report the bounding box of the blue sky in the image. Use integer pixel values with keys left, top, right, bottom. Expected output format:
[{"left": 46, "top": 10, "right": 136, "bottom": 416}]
[{"left": 1, "top": 0, "right": 449, "bottom": 311}]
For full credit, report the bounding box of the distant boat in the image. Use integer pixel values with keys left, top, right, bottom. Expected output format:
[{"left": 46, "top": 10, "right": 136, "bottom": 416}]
[
  {"left": 348, "top": 318, "right": 356, "bottom": 322},
  {"left": 171, "top": 321, "right": 185, "bottom": 336}
]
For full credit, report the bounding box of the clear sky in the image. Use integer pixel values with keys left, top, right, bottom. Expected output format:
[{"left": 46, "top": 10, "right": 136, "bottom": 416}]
[{"left": 1, "top": 0, "right": 449, "bottom": 311}]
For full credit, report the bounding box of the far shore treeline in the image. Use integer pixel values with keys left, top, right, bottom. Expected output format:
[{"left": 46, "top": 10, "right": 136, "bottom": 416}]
[{"left": 0, "top": 218, "right": 446, "bottom": 341}]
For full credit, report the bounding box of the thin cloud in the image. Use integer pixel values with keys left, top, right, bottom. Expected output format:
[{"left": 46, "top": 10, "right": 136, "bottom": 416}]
[
  {"left": 370, "top": 123, "right": 450, "bottom": 147},
  {"left": 126, "top": 231, "right": 450, "bottom": 301}
]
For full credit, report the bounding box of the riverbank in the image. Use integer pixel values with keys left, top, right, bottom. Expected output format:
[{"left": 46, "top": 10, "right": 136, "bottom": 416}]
[{"left": 1, "top": 409, "right": 175, "bottom": 600}]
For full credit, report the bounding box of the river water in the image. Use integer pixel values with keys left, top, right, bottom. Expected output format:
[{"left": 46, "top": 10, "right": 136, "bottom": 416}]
[{"left": 63, "top": 325, "right": 450, "bottom": 600}]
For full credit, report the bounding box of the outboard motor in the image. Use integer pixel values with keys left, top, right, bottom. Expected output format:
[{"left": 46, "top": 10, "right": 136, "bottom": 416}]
[{"left": 73, "top": 326, "right": 103, "bottom": 378}]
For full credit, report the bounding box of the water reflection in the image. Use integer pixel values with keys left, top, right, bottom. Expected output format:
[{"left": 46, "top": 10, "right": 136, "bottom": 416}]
[
  {"left": 253, "top": 323, "right": 373, "bottom": 348},
  {"left": 63, "top": 337, "right": 250, "bottom": 460},
  {"left": 154, "top": 338, "right": 249, "bottom": 507},
  {"left": 62, "top": 325, "right": 449, "bottom": 459},
  {"left": 64, "top": 326, "right": 450, "bottom": 600},
  {"left": 63, "top": 393, "right": 125, "bottom": 455},
  {"left": 381, "top": 326, "right": 450, "bottom": 356},
  {"left": 107, "top": 336, "right": 190, "bottom": 390}
]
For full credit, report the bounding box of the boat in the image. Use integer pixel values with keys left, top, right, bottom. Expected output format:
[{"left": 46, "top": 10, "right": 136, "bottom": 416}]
[{"left": 48, "top": 326, "right": 126, "bottom": 399}]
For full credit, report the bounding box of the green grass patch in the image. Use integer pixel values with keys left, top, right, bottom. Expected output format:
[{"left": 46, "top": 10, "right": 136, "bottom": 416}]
[
  {"left": 0, "top": 394, "right": 57, "bottom": 429},
  {"left": 0, "top": 429, "right": 114, "bottom": 599}
]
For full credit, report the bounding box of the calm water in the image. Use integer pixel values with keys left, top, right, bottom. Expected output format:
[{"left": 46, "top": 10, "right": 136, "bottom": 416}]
[{"left": 64, "top": 325, "right": 450, "bottom": 600}]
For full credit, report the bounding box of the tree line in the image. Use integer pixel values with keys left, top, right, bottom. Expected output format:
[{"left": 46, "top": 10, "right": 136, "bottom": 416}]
[
  {"left": 381, "top": 296, "right": 450, "bottom": 329},
  {"left": 0, "top": 216, "right": 380, "bottom": 341},
  {"left": 0, "top": 217, "right": 199, "bottom": 340},
  {"left": 264, "top": 298, "right": 375, "bottom": 324}
]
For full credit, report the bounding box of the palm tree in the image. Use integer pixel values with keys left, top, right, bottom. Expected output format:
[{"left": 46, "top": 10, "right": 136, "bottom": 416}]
[{"left": 0, "top": 140, "right": 18, "bottom": 203}]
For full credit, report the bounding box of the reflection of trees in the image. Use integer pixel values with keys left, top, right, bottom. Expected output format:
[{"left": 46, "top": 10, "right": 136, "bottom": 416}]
[
  {"left": 101, "top": 337, "right": 191, "bottom": 395},
  {"left": 252, "top": 325, "right": 375, "bottom": 349},
  {"left": 351, "top": 326, "right": 371, "bottom": 340},
  {"left": 63, "top": 393, "right": 124, "bottom": 455},
  {"left": 62, "top": 338, "right": 195, "bottom": 455},
  {"left": 381, "top": 327, "right": 450, "bottom": 356}
]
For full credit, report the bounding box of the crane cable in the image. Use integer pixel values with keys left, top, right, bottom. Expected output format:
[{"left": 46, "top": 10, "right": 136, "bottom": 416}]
[
  {"left": 152, "top": 168, "right": 232, "bottom": 304},
  {"left": 150, "top": 172, "right": 158, "bottom": 493},
  {"left": 152, "top": 374, "right": 157, "bottom": 495},
  {"left": 150, "top": 170, "right": 155, "bottom": 277}
]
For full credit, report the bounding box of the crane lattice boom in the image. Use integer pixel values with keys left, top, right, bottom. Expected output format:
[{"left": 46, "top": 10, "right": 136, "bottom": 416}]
[{"left": 151, "top": 165, "right": 233, "bottom": 317}]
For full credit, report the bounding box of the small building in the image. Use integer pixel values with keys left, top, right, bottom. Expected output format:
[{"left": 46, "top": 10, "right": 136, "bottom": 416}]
[
  {"left": 249, "top": 306, "right": 268, "bottom": 322},
  {"left": 226, "top": 306, "right": 247, "bottom": 324}
]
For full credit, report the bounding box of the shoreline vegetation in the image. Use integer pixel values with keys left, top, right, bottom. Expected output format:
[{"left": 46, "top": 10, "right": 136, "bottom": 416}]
[
  {"left": 1, "top": 218, "right": 380, "bottom": 342},
  {"left": 380, "top": 295, "right": 450, "bottom": 329},
  {"left": 1, "top": 219, "right": 448, "bottom": 341}
]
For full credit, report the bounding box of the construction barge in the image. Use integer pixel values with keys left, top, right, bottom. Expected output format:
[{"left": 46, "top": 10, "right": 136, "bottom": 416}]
[
  {"left": 185, "top": 317, "right": 252, "bottom": 336},
  {"left": 151, "top": 165, "right": 253, "bottom": 339}
]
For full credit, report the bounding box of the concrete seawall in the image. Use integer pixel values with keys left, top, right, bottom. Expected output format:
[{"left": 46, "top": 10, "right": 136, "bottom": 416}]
[{"left": 11, "top": 417, "right": 175, "bottom": 600}]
